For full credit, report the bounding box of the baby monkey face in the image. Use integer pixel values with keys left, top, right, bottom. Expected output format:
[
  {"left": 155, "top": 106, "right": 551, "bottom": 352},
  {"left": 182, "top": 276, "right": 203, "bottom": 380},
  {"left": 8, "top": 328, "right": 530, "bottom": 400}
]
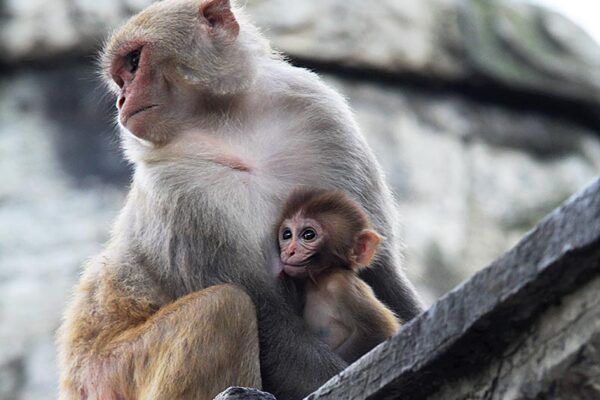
[{"left": 278, "top": 216, "right": 325, "bottom": 278}]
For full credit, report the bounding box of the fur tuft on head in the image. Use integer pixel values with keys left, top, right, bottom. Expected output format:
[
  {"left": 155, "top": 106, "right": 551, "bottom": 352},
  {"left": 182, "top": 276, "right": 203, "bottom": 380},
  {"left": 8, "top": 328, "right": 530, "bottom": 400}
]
[{"left": 279, "top": 188, "right": 370, "bottom": 233}]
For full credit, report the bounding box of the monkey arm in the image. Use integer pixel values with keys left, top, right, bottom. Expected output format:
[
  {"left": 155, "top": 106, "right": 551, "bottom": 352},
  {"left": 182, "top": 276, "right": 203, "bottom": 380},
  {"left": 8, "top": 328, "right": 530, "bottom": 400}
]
[
  {"left": 325, "top": 271, "right": 401, "bottom": 364},
  {"left": 360, "top": 246, "right": 424, "bottom": 322},
  {"left": 57, "top": 266, "right": 261, "bottom": 400},
  {"left": 237, "top": 275, "right": 348, "bottom": 400}
]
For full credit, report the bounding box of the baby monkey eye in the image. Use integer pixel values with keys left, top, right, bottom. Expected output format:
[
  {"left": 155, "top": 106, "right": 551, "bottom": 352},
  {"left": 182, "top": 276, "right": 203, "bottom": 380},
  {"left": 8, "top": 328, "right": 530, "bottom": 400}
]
[
  {"left": 301, "top": 228, "right": 316, "bottom": 241},
  {"left": 282, "top": 229, "right": 292, "bottom": 241},
  {"left": 127, "top": 49, "right": 141, "bottom": 73}
]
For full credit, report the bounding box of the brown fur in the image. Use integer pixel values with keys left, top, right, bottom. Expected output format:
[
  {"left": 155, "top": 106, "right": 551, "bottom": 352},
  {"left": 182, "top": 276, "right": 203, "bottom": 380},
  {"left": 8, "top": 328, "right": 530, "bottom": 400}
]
[
  {"left": 277, "top": 189, "right": 402, "bottom": 363},
  {"left": 308, "top": 270, "right": 401, "bottom": 363},
  {"left": 277, "top": 189, "right": 372, "bottom": 271},
  {"left": 58, "top": 266, "right": 261, "bottom": 399}
]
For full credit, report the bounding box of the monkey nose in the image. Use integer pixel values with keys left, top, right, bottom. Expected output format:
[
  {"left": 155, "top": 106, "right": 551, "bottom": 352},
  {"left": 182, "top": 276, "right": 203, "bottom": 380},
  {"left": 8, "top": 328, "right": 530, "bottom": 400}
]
[
  {"left": 284, "top": 241, "right": 298, "bottom": 259},
  {"left": 117, "top": 95, "right": 125, "bottom": 110}
]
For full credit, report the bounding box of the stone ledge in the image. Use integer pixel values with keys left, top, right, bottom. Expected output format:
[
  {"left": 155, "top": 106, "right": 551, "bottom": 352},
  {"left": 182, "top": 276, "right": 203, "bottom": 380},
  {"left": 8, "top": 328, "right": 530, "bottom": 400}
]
[{"left": 428, "top": 275, "right": 600, "bottom": 399}]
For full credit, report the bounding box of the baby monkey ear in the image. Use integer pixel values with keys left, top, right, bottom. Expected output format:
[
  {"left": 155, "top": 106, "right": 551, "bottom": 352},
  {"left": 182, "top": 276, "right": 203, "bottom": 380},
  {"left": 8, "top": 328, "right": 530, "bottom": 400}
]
[
  {"left": 199, "top": 0, "right": 240, "bottom": 38},
  {"left": 350, "top": 229, "right": 382, "bottom": 269}
]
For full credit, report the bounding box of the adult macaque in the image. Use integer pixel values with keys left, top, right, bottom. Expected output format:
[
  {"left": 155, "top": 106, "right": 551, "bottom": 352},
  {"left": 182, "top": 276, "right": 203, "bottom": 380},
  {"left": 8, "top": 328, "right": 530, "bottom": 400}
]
[
  {"left": 277, "top": 189, "right": 401, "bottom": 363},
  {"left": 57, "top": 0, "right": 422, "bottom": 399}
]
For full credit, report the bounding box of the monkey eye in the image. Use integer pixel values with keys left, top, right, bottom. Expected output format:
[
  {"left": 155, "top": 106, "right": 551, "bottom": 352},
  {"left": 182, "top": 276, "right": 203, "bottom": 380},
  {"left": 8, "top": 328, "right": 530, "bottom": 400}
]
[
  {"left": 301, "top": 228, "right": 317, "bottom": 241},
  {"left": 282, "top": 228, "right": 292, "bottom": 241},
  {"left": 126, "top": 49, "right": 141, "bottom": 73}
]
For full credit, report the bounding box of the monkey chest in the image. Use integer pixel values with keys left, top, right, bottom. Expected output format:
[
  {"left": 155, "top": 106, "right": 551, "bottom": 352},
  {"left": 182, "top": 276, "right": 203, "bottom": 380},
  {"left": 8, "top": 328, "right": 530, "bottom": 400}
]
[{"left": 303, "top": 284, "right": 351, "bottom": 351}]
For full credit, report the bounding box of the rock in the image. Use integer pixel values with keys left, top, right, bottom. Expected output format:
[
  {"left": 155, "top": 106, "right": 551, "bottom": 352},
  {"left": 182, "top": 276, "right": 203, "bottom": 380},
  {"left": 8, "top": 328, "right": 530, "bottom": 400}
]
[
  {"left": 2, "top": 0, "right": 600, "bottom": 106},
  {"left": 214, "top": 387, "right": 276, "bottom": 400},
  {"left": 245, "top": 0, "right": 464, "bottom": 78},
  {"left": 462, "top": 0, "right": 600, "bottom": 105},
  {"left": 0, "top": 0, "right": 150, "bottom": 62},
  {"left": 1, "top": 62, "right": 598, "bottom": 399}
]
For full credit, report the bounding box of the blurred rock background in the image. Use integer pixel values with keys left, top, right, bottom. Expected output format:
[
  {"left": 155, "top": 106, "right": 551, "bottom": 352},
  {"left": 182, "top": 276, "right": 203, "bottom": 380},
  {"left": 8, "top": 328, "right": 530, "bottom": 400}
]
[{"left": 1, "top": 0, "right": 599, "bottom": 398}]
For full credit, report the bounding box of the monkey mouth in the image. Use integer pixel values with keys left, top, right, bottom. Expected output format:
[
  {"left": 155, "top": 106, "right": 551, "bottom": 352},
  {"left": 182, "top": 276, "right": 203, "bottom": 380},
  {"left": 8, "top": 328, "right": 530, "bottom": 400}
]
[
  {"left": 123, "top": 104, "right": 159, "bottom": 124},
  {"left": 280, "top": 262, "right": 308, "bottom": 279},
  {"left": 279, "top": 258, "right": 315, "bottom": 279},
  {"left": 281, "top": 262, "right": 307, "bottom": 269},
  {"left": 279, "top": 258, "right": 312, "bottom": 268}
]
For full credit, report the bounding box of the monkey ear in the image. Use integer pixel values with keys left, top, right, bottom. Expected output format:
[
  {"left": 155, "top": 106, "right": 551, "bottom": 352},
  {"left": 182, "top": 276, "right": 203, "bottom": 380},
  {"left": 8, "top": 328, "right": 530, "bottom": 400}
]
[
  {"left": 351, "top": 229, "right": 382, "bottom": 269},
  {"left": 200, "top": 0, "right": 240, "bottom": 38}
]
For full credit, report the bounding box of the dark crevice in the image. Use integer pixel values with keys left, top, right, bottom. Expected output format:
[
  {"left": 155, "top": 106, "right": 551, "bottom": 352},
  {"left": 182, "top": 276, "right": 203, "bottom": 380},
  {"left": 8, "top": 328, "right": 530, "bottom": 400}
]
[
  {"left": 40, "top": 63, "right": 132, "bottom": 187},
  {"left": 0, "top": 357, "right": 26, "bottom": 399},
  {"left": 1, "top": 59, "right": 131, "bottom": 187},
  {"left": 2, "top": 53, "right": 599, "bottom": 134},
  {"left": 3, "top": 53, "right": 600, "bottom": 133},
  {"left": 288, "top": 57, "right": 600, "bottom": 133},
  {"left": 0, "top": 51, "right": 103, "bottom": 73}
]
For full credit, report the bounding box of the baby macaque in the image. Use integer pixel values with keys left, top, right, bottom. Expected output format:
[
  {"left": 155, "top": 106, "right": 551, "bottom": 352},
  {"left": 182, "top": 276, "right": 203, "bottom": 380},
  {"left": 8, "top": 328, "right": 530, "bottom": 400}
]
[{"left": 276, "top": 189, "right": 402, "bottom": 363}]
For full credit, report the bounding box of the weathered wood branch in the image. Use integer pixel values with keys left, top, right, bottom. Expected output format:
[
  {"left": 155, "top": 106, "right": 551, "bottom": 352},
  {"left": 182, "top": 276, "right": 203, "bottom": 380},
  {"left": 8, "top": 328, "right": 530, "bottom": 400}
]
[{"left": 217, "top": 177, "right": 600, "bottom": 399}]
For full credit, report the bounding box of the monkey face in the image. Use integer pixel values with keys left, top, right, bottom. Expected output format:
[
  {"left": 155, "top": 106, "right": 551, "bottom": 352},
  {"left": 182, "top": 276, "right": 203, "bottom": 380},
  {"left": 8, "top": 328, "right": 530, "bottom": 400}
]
[
  {"left": 278, "top": 216, "right": 326, "bottom": 279},
  {"left": 276, "top": 189, "right": 385, "bottom": 281},
  {"left": 107, "top": 41, "right": 214, "bottom": 145},
  {"left": 102, "top": 0, "right": 253, "bottom": 146},
  {"left": 110, "top": 45, "right": 167, "bottom": 142}
]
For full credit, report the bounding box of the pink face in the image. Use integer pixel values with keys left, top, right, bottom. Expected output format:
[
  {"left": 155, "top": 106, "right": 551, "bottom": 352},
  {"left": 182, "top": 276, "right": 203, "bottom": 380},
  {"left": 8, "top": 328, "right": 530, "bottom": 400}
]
[
  {"left": 110, "top": 44, "right": 159, "bottom": 138},
  {"left": 278, "top": 216, "right": 325, "bottom": 279},
  {"left": 109, "top": 44, "right": 198, "bottom": 143}
]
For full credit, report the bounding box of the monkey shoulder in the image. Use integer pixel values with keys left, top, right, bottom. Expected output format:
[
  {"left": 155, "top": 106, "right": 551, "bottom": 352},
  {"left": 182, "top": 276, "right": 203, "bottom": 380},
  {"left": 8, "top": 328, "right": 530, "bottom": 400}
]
[
  {"left": 262, "top": 61, "right": 352, "bottom": 120},
  {"left": 315, "top": 270, "right": 365, "bottom": 298},
  {"left": 316, "top": 271, "right": 402, "bottom": 337}
]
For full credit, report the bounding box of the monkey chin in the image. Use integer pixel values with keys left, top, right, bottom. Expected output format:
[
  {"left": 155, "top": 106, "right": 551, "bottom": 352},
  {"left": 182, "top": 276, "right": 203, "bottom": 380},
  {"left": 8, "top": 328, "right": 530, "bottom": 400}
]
[
  {"left": 281, "top": 262, "right": 309, "bottom": 279},
  {"left": 118, "top": 122, "right": 154, "bottom": 148},
  {"left": 120, "top": 106, "right": 162, "bottom": 143}
]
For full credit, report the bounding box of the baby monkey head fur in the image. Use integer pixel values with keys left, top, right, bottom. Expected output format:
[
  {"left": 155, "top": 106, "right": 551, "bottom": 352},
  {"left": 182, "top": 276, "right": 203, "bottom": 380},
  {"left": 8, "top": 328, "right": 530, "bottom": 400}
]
[{"left": 276, "top": 188, "right": 382, "bottom": 281}]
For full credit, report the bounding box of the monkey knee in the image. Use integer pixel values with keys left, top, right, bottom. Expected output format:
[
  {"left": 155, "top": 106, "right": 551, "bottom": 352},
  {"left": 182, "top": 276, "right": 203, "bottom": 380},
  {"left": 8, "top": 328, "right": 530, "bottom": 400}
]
[
  {"left": 199, "top": 284, "right": 261, "bottom": 387},
  {"left": 211, "top": 284, "right": 255, "bottom": 312},
  {"left": 205, "top": 284, "right": 258, "bottom": 330}
]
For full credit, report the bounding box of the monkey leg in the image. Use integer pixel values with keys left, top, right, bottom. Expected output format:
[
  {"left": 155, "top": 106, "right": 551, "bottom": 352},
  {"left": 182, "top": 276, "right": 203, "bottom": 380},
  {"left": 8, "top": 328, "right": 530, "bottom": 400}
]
[
  {"left": 59, "top": 283, "right": 261, "bottom": 400},
  {"left": 133, "top": 284, "right": 262, "bottom": 399}
]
